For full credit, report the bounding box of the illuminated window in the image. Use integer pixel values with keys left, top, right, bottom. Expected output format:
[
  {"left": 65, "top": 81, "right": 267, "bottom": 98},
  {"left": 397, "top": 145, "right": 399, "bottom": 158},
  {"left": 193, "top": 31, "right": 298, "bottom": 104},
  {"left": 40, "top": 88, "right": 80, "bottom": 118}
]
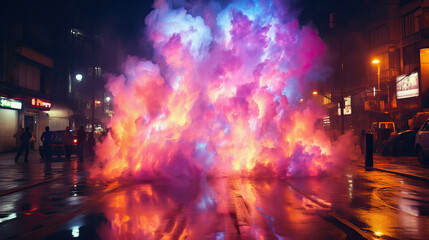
[
  {"left": 323, "top": 93, "right": 331, "bottom": 105},
  {"left": 95, "top": 67, "right": 102, "bottom": 77}
]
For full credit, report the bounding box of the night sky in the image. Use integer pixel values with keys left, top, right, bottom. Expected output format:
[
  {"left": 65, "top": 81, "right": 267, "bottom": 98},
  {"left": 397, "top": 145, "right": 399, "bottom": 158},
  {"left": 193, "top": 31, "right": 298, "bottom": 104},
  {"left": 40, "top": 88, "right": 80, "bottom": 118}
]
[{"left": 3, "top": 0, "right": 363, "bottom": 74}]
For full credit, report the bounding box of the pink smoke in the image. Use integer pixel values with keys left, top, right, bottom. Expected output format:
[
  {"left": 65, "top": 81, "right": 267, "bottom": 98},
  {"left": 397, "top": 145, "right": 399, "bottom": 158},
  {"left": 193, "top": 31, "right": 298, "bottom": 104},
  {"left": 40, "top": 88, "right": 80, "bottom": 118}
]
[{"left": 91, "top": 0, "right": 353, "bottom": 181}]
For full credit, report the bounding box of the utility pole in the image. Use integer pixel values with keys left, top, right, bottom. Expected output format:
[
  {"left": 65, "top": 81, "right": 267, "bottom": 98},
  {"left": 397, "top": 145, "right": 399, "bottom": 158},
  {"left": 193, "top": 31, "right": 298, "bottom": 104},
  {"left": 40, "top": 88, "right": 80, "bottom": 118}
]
[
  {"left": 377, "top": 63, "right": 380, "bottom": 113},
  {"left": 330, "top": 12, "right": 345, "bottom": 134},
  {"left": 339, "top": 15, "right": 345, "bottom": 134},
  {"left": 91, "top": 66, "right": 95, "bottom": 133}
]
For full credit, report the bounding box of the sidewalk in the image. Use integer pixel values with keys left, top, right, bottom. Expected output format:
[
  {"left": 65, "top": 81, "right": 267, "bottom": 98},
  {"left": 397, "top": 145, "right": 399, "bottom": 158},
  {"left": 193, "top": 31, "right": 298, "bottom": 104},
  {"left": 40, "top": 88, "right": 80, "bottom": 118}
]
[
  {"left": 0, "top": 150, "right": 83, "bottom": 195},
  {"left": 352, "top": 149, "right": 429, "bottom": 181}
]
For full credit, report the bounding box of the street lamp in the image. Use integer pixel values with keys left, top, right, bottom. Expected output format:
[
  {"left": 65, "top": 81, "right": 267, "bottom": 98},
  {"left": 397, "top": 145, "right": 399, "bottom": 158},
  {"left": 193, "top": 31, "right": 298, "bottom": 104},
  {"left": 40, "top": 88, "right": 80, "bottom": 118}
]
[
  {"left": 371, "top": 59, "right": 380, "bottom": 91},
  {"left": 312, "top": 91, "right": 318, "bottom": 95},
  {"left": 372, "top": 59, "right": 381, "bottom": 112},
  {"left": 75, "top": 73, "right": 83, "bottom": 82}
]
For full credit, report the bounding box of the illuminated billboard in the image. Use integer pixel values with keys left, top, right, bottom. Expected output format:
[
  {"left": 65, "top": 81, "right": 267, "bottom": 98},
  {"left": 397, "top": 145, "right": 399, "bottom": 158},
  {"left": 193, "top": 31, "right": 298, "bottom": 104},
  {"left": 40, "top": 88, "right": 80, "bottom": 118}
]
[
  {"left": 396, "top": 72, "right": 419, "bottom": 99},
  {"left": 338, "top": 96, "right": 351, "bottom": 115}
]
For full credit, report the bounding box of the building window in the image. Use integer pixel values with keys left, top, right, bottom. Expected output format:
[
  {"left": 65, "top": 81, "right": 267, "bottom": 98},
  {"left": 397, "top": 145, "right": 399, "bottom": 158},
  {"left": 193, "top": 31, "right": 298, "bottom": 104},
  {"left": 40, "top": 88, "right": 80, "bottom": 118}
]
[
  {"left": 389, "top": 50, "right": 400, "bottom": 70},
  {"left": 403, "top": 42, "right": 423, "bottom": 66},
  {"left": 369, "top": 25, "right": 388, "bottom": 48},
  {"left": 16, "top": 61, "right": 40, "bottom": 91},
  {"left": 402, "top": 11, "right": 421, "bottom": 37},
  {"left": 95, "top": 67, "right": 102, "bottom": 77}
]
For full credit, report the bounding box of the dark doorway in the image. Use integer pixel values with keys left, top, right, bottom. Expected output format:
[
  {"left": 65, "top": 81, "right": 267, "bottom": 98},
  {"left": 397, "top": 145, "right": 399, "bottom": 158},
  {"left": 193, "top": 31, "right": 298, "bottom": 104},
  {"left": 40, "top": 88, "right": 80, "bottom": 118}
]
[{"left": 24, "top": 115, "right": 35, "bottom": 150}]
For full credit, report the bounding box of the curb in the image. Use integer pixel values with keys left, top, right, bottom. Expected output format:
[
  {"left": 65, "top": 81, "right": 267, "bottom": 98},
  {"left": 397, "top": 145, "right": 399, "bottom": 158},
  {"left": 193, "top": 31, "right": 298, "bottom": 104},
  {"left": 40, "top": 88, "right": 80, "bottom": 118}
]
[
  {"left": 0, "top": 175, "right": 65, "bottom": 197},
  {"left": 359, "top": 164, "right": 429, "bottom": 183}
]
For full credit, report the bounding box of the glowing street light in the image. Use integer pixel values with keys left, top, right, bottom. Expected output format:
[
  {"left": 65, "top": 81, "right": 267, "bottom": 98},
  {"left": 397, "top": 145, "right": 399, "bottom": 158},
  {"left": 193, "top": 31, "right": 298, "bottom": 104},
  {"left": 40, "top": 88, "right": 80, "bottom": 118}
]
[
  {"left": 372, "top": 59, "right": 381, "bottom": 112},
  {"left": 75, "top": 74, "right": 83, "bottom": 82},
  {"left": 371, "top": 59, "right": 380, "bottom": 91},
  {"left": 312, "top": 91, "right": 318, "bottom": 95},
  {"left": 105, "top": 97, "right": 111, "bottom": 102}
]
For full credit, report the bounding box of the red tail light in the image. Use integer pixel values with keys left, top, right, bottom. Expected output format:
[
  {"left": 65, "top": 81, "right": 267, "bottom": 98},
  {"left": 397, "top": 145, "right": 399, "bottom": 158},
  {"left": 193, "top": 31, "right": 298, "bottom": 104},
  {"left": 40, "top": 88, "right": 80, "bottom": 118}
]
[{"left": 73, "top": 139, "right": 78, "bottom": 143}]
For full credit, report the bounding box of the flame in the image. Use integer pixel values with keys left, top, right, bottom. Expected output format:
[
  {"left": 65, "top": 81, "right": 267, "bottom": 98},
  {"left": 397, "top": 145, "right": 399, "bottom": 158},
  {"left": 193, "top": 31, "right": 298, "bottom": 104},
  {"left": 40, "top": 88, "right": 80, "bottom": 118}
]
[{"left": 91, "top": 0, "right": 353, "bottom": 182}]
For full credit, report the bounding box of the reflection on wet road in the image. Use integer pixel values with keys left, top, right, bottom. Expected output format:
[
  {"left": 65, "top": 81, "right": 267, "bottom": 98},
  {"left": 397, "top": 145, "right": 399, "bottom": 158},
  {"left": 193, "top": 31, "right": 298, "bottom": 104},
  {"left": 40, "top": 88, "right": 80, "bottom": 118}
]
[
  {"left": 42, "top": 178, "right": 345, "bottom": 240},
  {"left": 1, "top": 163, "right": 429, "bottom": 239}
]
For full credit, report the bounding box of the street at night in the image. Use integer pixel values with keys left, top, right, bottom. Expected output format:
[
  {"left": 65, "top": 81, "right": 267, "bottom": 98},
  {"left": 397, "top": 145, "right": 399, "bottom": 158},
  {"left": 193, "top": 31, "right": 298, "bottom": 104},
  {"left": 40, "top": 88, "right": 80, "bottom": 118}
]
[
  {"left": 0, "top": 151, "right": 428, "bottom": 239},
  {"left": 2, "top": 0, "right": 429, "bottom": 239}
]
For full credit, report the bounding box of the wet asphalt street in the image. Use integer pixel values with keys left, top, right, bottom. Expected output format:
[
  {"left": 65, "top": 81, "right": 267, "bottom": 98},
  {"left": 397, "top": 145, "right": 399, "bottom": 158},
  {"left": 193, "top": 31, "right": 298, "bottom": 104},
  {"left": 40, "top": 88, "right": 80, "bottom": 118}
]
[{"left": 0, "top": 151, "right": 428, "bottom": 240}]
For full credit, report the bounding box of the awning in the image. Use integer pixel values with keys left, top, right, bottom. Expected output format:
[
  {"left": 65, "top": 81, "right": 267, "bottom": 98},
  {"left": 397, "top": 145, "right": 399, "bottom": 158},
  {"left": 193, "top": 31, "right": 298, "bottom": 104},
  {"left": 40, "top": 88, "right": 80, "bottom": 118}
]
[{"left": 17, "top": 45, "right": 53, "bottom": 68}]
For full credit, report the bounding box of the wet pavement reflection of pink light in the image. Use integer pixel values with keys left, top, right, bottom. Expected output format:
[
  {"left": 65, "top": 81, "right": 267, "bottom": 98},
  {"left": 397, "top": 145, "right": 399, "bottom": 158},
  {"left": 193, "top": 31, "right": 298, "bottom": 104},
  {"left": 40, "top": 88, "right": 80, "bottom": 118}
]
[
  {"left": 97, "top": 180, "right": 230, "bottom": 240},
  {"left": 94, "top": 178, "right": 345, "bottom": 240}
]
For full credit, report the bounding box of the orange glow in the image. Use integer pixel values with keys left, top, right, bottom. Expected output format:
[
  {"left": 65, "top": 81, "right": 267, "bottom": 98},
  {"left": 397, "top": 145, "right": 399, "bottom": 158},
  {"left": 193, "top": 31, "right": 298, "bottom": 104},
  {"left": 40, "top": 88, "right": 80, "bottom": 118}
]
[
  {"left": 98, "top": 184, "right": 202, "bottom": 239},
  {"left": 89, "top": 1, "right": 354, "bottom": 182},
  {"left": 371, "top": 59, "right": 380, "bottom": 64}
]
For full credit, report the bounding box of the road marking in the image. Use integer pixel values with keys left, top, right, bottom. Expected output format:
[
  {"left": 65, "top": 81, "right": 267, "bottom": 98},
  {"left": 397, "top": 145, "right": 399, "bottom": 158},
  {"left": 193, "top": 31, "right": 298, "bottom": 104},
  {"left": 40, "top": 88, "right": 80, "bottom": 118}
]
[{"left": 282, "top": 180, "right": 375, "bottom": 240}]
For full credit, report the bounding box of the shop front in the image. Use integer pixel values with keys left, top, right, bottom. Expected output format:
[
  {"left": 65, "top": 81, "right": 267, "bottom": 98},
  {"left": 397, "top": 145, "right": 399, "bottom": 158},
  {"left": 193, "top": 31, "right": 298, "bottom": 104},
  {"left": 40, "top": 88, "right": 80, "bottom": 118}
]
[
  {"left": 0, "top": 97, "right": 23, "bottom": 152},
  {"left": 20, "top": 97, "right": 51, "bottom": 150}
]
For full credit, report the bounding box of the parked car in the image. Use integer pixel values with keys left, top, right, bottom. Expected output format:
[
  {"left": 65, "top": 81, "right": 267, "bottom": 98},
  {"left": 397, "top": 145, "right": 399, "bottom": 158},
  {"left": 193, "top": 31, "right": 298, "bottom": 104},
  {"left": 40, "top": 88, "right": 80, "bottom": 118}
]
[
  {"left": 371, "top": 122, "right": 396, "bottom": 153},
  {"left": 39, "top": 130, "right": 78, "bottom": 158},
  {"left": 381, "top": 113, "right": 429, "bottom": 157},
  {"left": 382, "top": 130, "right": 416, "bottom": 156},
  {"left": 415, "top": 119, "right": 429, "bottom": 165}
]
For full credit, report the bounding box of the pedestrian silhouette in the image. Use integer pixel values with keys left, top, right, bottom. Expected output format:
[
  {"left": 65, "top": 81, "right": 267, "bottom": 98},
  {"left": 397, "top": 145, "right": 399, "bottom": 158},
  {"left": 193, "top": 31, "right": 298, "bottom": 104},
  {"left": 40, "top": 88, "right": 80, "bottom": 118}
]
[
  {"left": 41, "top": 126, "right": 55, "bottom": 162},
  {"left": 77, "top": 126, "right": 86, "bottom": 162},
  {"left": 63, "top": 126, "right": 73, "bottom": 161},
  {"left": 15, "top": 127, "right": 32, "bottom": 162},
  {"left": 13, "top": 128, "right": 24, "bottom": 150}
]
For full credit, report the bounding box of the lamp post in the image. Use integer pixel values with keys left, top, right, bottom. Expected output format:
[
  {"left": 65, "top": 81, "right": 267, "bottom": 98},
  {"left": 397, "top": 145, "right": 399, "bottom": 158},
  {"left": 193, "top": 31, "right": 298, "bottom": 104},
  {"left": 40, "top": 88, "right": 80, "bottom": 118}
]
[
  {"left": 372, "top": 59, "right": 381, "bottom": 112},
  {"left": 372, "top": 59, "right": 380, "bottom": 91}
]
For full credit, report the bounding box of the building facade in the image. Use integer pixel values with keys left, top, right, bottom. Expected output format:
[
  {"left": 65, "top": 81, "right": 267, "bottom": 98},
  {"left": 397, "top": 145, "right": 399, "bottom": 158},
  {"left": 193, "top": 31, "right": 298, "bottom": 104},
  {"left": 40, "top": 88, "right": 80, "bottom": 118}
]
[
  {"left": 0, "top": 0, "right": 110, "bottom": 152},
  {"left": 0, "top": 1, "right": 56, "bottom": 151}
]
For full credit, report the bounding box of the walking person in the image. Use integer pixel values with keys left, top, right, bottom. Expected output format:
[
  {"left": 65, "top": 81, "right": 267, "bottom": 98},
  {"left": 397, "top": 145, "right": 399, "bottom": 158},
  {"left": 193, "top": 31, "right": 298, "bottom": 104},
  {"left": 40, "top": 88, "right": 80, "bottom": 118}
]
[
  {"left": 13, "top": 128, "right": 24, "bottom": 150},
  {"left": 63, "top": 127, "right": 73, "bottom": 161},
  {"left": 77, "top": 126, "right": 86, "bottom": 162},
  {"left": 15, "top": 127, "right": 32, "bottom": 162},
  {"left": 41, "top": 126, "right": 55, "bottom": 162}
]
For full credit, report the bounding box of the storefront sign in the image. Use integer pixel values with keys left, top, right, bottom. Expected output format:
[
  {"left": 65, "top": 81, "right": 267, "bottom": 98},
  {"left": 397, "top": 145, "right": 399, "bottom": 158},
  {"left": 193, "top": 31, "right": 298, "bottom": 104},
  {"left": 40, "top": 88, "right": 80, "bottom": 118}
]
[
  {"left": 0, "top": 97, "right": 22, "bottom": 110},
  {"left": 396, "top": 72, "right": 419, "bottom": 99},
  {"left": 31, "top": 98, "right": 51, "bottom": 110}
]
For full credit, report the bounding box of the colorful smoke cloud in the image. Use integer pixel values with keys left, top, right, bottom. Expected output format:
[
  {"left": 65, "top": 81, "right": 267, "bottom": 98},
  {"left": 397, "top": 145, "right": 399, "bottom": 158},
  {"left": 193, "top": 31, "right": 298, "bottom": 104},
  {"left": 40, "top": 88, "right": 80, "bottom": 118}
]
[{"left": 91, "top": 0, "right": 353, "bottom": 181}]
